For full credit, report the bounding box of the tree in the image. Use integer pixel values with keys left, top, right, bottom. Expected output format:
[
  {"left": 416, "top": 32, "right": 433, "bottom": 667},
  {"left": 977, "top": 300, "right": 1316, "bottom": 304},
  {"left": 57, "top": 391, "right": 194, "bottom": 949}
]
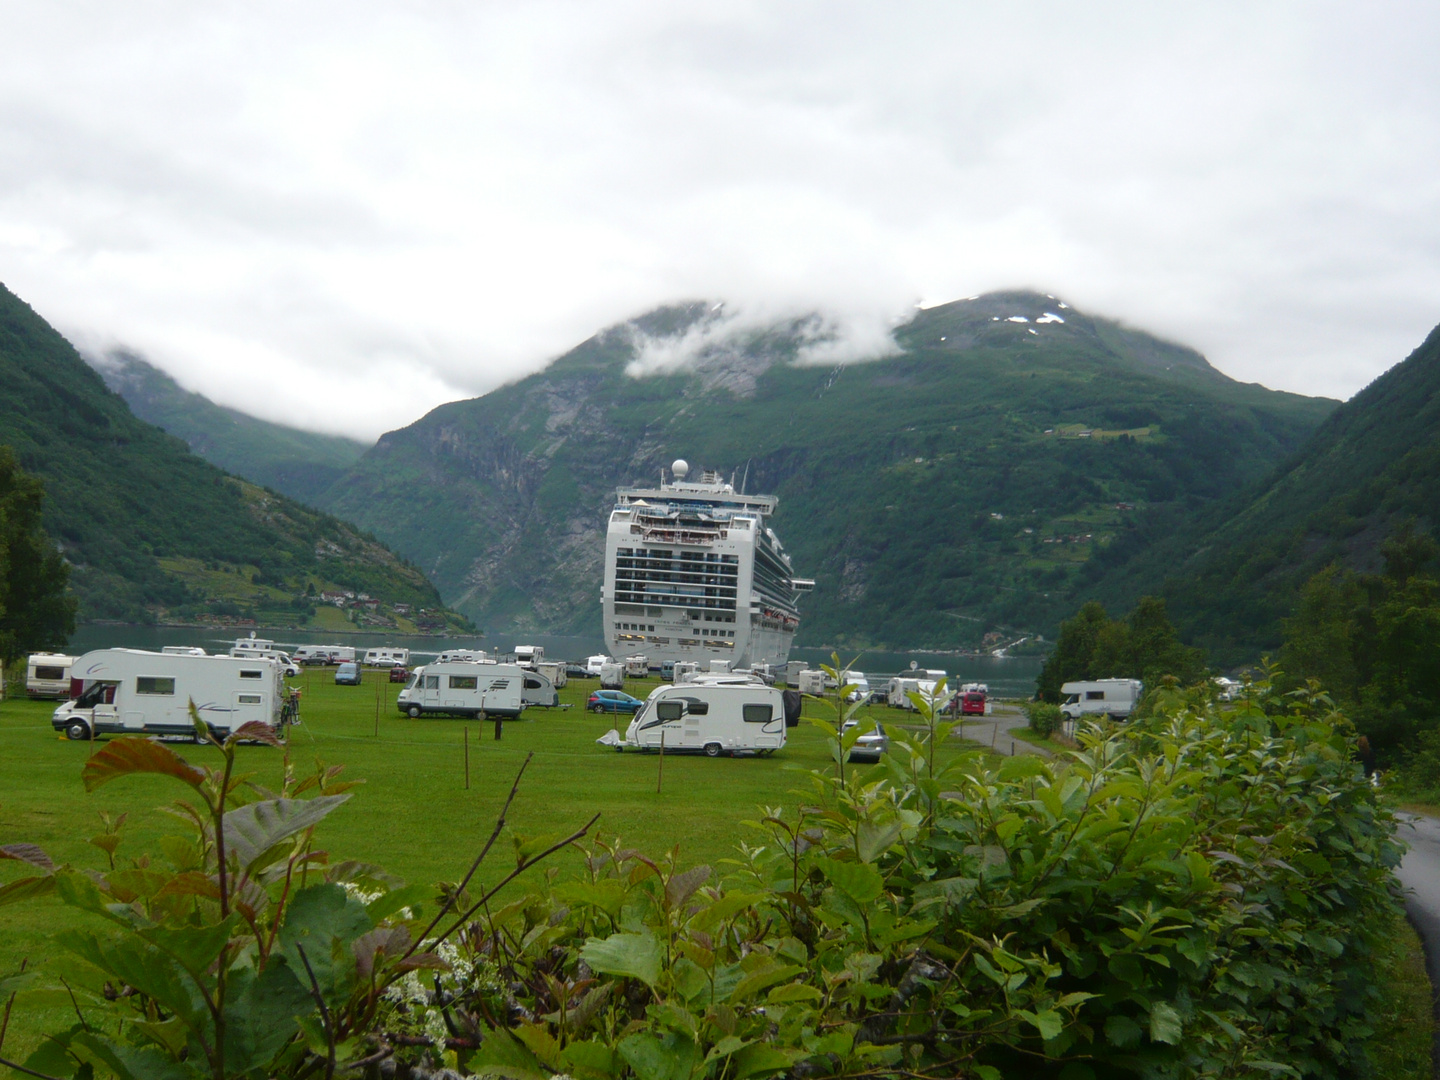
[
  {"left": 1036, "top": 595, "right": 1205, "bottom": 701},
  {"left": 0, "top": 446, "right": 75, "bottom": 663}
]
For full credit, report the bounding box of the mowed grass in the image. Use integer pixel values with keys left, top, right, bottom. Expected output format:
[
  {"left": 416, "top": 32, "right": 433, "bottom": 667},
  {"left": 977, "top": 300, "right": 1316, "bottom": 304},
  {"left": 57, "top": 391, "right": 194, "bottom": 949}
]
[{"left": 0, "top": 667, "right": 972, "bottom": 1054}]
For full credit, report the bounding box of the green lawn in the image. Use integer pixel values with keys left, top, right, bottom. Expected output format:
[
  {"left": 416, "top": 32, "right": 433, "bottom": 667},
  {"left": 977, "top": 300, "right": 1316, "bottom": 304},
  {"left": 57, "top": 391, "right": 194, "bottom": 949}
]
[{"left": 0, "top": 669, "right": 959, "bottom": 1057}]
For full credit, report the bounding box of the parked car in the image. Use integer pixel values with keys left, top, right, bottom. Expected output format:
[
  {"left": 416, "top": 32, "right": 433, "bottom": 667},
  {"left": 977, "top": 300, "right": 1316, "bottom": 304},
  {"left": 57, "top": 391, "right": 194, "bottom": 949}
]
[
  {"left": 958, "top": 691, "right": 986, "bottom": 715},
  {"left": 842, "top": 718, "right": 889, "bottom": 763},
  {"left": 335, "top": 662, "right": 362, "bottom": 686},
  {"left": 588, "top": 689, "right": 643, "bottom": 714},
  {"left": 566, "top": 664, "right": 594, "bottom": 679},
  {"left": 389, "top": 665, "right": 410, "bottom": 683}
]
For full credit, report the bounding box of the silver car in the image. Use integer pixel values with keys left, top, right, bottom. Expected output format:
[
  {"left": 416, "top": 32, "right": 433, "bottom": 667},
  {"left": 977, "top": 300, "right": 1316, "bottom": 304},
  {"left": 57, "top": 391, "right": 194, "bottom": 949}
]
[{"left": 843, "top": 719, "right": 890, "bottom": 763}]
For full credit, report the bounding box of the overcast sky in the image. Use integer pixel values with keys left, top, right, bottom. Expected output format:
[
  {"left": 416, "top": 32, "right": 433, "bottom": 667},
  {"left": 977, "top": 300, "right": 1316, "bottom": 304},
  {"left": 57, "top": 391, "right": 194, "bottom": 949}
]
[{"left": 2, "top": 2, "right": 1438, "bottom": 439}]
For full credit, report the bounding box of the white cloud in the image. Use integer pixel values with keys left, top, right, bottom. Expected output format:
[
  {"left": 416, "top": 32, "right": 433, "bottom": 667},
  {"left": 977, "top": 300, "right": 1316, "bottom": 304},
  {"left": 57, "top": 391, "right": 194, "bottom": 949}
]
[{"left": 0, "top": 1, "right": 1438, "bottom": 437}]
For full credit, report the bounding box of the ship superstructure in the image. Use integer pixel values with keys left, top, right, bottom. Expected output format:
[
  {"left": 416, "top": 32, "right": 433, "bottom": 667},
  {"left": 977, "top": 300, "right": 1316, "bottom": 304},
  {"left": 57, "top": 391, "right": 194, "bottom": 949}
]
[{"left": 602, "top": 460, "right": 813, "bottom": 669}]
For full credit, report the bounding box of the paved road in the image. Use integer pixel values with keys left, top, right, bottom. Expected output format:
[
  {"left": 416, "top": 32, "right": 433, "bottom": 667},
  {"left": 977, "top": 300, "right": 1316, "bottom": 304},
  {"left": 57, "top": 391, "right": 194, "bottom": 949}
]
[
  {"left": 1394, "top": 814, "right": 1440, "bottom": 1071},
  {"left": 950, "top": 704, "right": 1053, "bottom": 758}
]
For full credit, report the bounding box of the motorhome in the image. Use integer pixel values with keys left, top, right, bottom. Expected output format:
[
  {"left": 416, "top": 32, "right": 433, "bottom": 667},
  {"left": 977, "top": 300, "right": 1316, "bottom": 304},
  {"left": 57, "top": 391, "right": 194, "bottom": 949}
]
[
  {"left": 438, "top": 649, "right": 488, "bottom": 664},
  {"left": 364, "top": 647, "right": 410, "bottom": 667},
  {"left": 1060, "top": 679, "right": 1143, "bottom": 721},
  {"left": 785, "top": 660, "right": 807, "bottom": 688},
  {"left": 673, "top": 661, "right": 700, "bottom": 684},
  {"left": 535, "top": 660, "right": 567, "bottom": 689},
  {"left": 887, "top": 677, "right": 940, "bottom": 711},
  {"left": 26, "top": 653, "right": 75, "bottom": 699},
  {"left": 228, "top": 645, "right": 299, "bottom": 677},
  {"left": 707, "top": 659, "right": 732, "bottom": 674},
  {"left": 585, "top": 654, "right": 611, "bottom": 675},
  {"left": 797, "top": 669, "right": 826, "bottom": 695},
  {"left": 599, "top": 662, "right": 625, "bottom": 690},
  {"left": 232, "top": 636, "right": 275, "bottom": 656},
  {"left": 514, "top": 645, "right": 544, "bottom": 669},
  {"left": 52, "top": 649, "right": 295, "bottom": 741},
  {"left": 161, "top": 646, "right": 207, "bottom": 657},
  {"left": 624, "top": 655, "right": 649, "bottom": 678},
  {"left": 842, "top": 671, "right": 870, "bottom": 703},
  {"left": 396, "top": 662, "right": 528, "bottom": 718},
  {"left": 598, "top": 681, "right": 790, "bottom": 757}
]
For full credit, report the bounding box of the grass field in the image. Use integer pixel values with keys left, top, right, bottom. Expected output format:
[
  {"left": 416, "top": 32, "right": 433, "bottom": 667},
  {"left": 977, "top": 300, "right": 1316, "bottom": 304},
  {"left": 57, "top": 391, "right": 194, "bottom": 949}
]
[{"left": 0, "top": 667, "right": 974, "bottom": 1057}]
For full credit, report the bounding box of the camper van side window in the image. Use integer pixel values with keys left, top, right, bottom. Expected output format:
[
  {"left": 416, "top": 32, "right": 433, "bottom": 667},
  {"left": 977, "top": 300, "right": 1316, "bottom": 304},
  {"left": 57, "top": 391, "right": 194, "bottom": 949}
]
[
  {"left": 34, "top": 666, "right": 65, "bottom": 680},
  {"left": 655, "top": 701, "right": 684, "bottom": 722},
  {"left": 239, "top": 670, "right": 263, "bottom": 679},
  {"left": 237, "top": 694, "right": 262, "bottom": 704},
  {"left": 681, "top": 697, "right": 709, "bottom": 715},
  {"left": 742, "top": 704, "right": 773, "bottom": 723},
  {"left": 425, "top": 676, "right": 439, "bottom": 689},
  {"left": 136, "top": 677, "right": 175, "bottom": 696},
  {"left": 1085, "top": 690, "right": 1105, "bottom": 700},
  {"left": 524, "top": 678, "right": 541, "bottom": 689},
  {"left": 449, "top": 676, "right": 478, "bottom": 690}
]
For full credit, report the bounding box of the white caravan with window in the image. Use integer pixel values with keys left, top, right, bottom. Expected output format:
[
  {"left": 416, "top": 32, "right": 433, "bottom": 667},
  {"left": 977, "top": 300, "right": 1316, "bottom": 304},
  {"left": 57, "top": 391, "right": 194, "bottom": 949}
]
[
  {"left": 364, "top": 647, "right": 410, "bottom": 667},
  {"left": 228, "top": 645, "right": 299, "bottom": 677},
  {"left": 26, "top": 653, "right": 75, "bottom": 699},
  {"left": 599, "top": 682, "right": 788, "bottom": 757},
  {"left": 51, "top": 649, "right": 294, "bottom": 741},
  {"left": 514, "top": 645, "right": 544, "bottom": 668},
  {"left": 1059, "top": 679, "right": 1144, "bottom": 721},
  {"left": 887, "top": 677, "right": 940, "bottom": 711},
  {"left": 395, "top": 662, "right": 528, "bottom": 718}
]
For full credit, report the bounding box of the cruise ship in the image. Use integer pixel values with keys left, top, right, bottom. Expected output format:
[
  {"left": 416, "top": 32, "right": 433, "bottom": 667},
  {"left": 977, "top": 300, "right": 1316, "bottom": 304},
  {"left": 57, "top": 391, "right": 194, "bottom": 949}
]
[{"left": 602, "top": 460, "right": 814, "bottom": 669}]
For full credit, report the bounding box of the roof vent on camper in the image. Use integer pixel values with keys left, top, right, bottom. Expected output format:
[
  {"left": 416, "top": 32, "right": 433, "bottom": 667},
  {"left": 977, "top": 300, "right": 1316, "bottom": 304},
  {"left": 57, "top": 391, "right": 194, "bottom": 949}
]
[{"left": 671, "top": 459, "right": 690, "bottom": 480}]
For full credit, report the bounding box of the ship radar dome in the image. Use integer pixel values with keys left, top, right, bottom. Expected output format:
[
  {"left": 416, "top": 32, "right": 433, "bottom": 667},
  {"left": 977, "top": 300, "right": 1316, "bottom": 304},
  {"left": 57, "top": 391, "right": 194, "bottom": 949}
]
[{"left": 671, "top": 459, "right": 689, "bottom": 480}]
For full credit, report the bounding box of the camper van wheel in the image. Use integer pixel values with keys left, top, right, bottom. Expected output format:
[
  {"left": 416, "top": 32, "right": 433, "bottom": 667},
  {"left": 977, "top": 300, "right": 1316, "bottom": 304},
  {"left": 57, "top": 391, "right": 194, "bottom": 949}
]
[
  {"left": 407, "top": 705, "right": 421, "bottom": 718},
  {"left": 703, "top": 742, "right": 723, "bottom": 758},
  {"left": 65, "top": 720, "right": 90, "bottom": 741}
]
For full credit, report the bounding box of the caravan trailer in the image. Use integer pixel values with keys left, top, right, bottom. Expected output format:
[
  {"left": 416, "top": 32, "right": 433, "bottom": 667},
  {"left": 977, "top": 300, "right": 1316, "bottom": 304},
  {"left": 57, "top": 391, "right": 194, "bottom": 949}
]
[
  {"left": 26, "top": 653, "right": 75, "bottom": 699},
  {"left": 364, "top": 647, "right": 410, "bottom": 667},
  {"left": 396, "top": 662, "right": 528, "bottom": 718},
  {"left": 887, "top": 677, "right": 940, "bottom": 711},
  {"left": 52, "top": 649, "right": 295, "bottom": 741},
  {"left": 600, "top": 681, "right": 789, "bottom": 757}
]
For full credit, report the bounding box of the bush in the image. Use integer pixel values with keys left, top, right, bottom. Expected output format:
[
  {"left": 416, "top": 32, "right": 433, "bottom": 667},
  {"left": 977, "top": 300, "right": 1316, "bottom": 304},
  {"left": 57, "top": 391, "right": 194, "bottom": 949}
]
[
  {"left": 1, "top": 681, "right": 1401, "bottom": 1079},
  {"left": 1023, "top": 699, "right": 1064, "bottom": 736}
]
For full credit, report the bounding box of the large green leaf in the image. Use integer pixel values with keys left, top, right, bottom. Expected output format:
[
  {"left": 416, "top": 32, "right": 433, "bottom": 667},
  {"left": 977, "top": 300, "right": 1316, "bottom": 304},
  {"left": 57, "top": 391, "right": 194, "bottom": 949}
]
[
  {"left": 579, "top": 931, "right": 662, "bottom": 987},
  {"left": 70, "top": 1030, "right": 198, "bottom": 1080},
  {"left": 731, "top": 1042, "right": 800, "bottom": 1079},
  {"left": 617, "top": 1031, "right": 702, "bottom": 1080},
  {"left": 81, "top": 738, "right": 205, "bottom": 792},
  {"left": 468, "top": 1023, "right": 547, "bottom": 1080},
  {"left": 58, "top": 930, "right": 212, "bottom": 1034},
  {"left": 221, "top": 960, "right": 312, "bottom": 1074},
  {"left": 221, "top": 794, "right": 350, "bottom": 869},
  {"left": 277, "top": 883, "right": 373, "bottom": 1007},
  {"left": 816, "top": 857, "right": 884, "bottom": 904},
  {"left": 1148, "top": 1001, "right": 1183, "bottom": 1045},
  {"left": 137, "top": 919, "right": 237, "bottom": 981},
  {"left": 0, "top": 874, "right": 54, "bottom": 907}
]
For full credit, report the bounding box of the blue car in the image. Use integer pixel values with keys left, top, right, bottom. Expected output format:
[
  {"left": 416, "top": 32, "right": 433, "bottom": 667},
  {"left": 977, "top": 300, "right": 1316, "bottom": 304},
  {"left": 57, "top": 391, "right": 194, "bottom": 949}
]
[
  {"left": 589, "top": 689, "right": 643, "bottom": 714},
  {"left": 334, "top": 662, "right": 362, "bottom": 686}
]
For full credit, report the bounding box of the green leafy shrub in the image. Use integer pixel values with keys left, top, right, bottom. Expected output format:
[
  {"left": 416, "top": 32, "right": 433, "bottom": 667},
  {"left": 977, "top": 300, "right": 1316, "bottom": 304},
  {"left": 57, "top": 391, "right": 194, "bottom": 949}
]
[
  {"left": 2, "top": 680, "right": 1400, "bottom": 1079},
  {"left": 1022, "top": 699, "right": 1064, "bottom": 736}
]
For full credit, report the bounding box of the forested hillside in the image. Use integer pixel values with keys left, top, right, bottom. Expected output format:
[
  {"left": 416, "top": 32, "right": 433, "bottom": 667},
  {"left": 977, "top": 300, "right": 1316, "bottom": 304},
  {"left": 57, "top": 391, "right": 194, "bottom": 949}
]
[
  {"left": 0, "top": 282, "right": 467, "bottom": 631},
  {"left": 319, "top": 291, "right": 1335, "bottom": 646},
  {"left": 92, "top": 350, "right": 369, "bottom": 503},
  {"left": 1080, "top": 319, "right": 1440, "bottom": 664}
]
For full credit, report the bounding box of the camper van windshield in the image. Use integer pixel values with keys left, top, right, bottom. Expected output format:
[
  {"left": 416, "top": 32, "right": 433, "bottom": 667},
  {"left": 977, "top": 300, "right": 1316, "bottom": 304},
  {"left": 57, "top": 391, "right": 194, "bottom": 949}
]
[{"left": 78, "top": 682, "right": 117, "bottom": 707}]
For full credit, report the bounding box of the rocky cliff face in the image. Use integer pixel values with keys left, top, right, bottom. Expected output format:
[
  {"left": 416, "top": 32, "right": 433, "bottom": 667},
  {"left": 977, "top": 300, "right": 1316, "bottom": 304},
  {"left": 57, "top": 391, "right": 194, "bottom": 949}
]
[{"left": 318, "top": 293, "right": 1335, "bottom": 647}]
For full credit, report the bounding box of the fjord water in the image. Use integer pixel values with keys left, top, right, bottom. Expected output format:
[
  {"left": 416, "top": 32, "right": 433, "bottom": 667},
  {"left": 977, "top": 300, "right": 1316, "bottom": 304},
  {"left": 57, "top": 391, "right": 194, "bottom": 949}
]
[{"left": 66, "top": 627, "right": 1044, "bottom": 698}]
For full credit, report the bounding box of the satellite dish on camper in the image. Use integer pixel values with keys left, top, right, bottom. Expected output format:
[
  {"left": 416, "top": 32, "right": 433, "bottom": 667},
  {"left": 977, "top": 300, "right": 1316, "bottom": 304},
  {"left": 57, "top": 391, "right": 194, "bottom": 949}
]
[
  {"left": 910, "top": 660, "right": 918, "bottom": 671},
  {"left": 671, "top": 459, "right": 690, "bottom": 480}
]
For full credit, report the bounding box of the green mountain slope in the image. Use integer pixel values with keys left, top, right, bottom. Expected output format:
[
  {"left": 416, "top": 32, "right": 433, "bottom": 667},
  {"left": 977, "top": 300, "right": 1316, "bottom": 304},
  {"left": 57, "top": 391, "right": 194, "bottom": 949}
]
[
  {"left": 92, "top": 350, "right": 369, "bottom": 503},
  {"left": 318, "top": 291, "right": 1335, "bottom": 646},
  {"left": 1079, "top": 319, "right": 1440, "bottom": 664},
  {"left": 0, "top": 282, "right": 467, "bottom": 632}
]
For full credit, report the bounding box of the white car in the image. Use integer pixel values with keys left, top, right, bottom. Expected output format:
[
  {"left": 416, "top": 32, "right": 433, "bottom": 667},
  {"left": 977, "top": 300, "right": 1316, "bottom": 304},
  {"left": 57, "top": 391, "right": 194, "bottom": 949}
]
[{"left": 842, "top": 718, "right": 889, "bottom": 763}]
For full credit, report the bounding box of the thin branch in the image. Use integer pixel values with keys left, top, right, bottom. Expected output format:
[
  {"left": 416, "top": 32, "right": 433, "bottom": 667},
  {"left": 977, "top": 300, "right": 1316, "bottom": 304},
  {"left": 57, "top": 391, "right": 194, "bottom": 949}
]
[
  {"left": 403, "top": 752, "right": 534, "bottom": 961},
  {"left": 0, "top": 958, "right": 26, "bottom": 1055},
  {"left": 295, "top": 945, "right": 336, "bottom": 1080},
  {"left": 433, "top": 813, "right": 601, "bottom": 949},
  {"left": 0, "top": 1055, "right": 66, "bottom": 1080},
  {"left": 57, "top": 978, "right": 89, "bottom": 1033}
]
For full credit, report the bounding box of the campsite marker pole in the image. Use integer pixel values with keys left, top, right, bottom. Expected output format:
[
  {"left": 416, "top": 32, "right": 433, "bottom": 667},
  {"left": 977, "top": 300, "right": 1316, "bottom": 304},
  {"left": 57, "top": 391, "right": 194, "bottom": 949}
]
[
  {"left": 464, "top": 727, "right": 470, "bottom": 790},
  {"left": 657, "top": 730, "right": 665, "bottom": 794}
]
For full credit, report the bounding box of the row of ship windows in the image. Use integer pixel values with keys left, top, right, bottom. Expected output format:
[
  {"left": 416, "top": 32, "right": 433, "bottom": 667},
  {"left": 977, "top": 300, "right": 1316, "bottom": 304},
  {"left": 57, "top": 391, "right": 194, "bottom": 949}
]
[
  {"left": 616, "top": 548, "right": 739, "bottom": 564},
  {"left": 616, "top": 623, "right": 655, "bottom": 632},
  {"left": 614, "top": 594, "right": 738, "bottom": 611}
]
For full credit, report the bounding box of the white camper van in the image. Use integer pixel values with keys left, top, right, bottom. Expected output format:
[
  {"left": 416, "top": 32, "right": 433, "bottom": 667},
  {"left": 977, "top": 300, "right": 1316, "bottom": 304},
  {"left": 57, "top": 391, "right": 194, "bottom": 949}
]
[
  {"left": 514, "top": 645, "right": 544, "bottom": 669},
  {"left": 364, "top": 647, "right": 410, "bottom": 667},
  {"left": 786, "top": 660, "right": 807, "bottom": 688},
  {"left": 599, "top": 662, "right": 625, "bottom": 690},
  {"left": 797, "top": 669, "right": 826, "bottom": 695},
  {"left": 1059, "top": 679, "right": 1144, "bottom": 721},
  {"left": 599, "top": 682, "right": 789, "bottom": 757},
  {"left": 52, "top": 649, "right": 295, "bottom": 741},
  {"left": 26, "top": 653, "right": 75, "bottom": 699},
  {"left": 887, "top": 677, "right": 940, "bottom": 711},
  {"left": 624, "top": 655, "right": 649, "bottom": 678},
  {"left": 396, "top": 662, "right": 528, "bottom": 718},
  {"left": 228, "top": 646, "right": 299, "bottom": 677},
  {"left": 535, "top": 660, "right": 567, "bottom": 689},
  {"left": 231, "top": 636, "right": 274, "bottom": 656},
  {"left": 585, "top": 654, "right": 612, "bottom": 676},
  {"left": 842, "top": 671, "right": 871, "bottom": 703}
]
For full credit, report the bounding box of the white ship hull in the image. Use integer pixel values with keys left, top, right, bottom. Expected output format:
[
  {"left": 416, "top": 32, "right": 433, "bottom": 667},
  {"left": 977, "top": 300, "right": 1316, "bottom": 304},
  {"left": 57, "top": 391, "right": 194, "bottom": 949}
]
[{"left": 601, "top": 462, "right": 812, "bottom": 670}]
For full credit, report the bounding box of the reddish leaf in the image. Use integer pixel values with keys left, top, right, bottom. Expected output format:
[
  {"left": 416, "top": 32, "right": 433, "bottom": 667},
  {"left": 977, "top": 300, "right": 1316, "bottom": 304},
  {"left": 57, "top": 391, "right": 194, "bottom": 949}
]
[
  {"left": 395, "top": 951, "right": 448, "bottom": 973},
  {"left": 82, "top": 738, "right": 206, "bottom": 793},
  {"left": 0, "top": 843, "right": 54, "bottom": 872},
  {"left": 228, "top": 722, "right": 283, "bottom": 747},
  {"left": 154, "top": 871, "right": 222, "bottom": 901}
]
